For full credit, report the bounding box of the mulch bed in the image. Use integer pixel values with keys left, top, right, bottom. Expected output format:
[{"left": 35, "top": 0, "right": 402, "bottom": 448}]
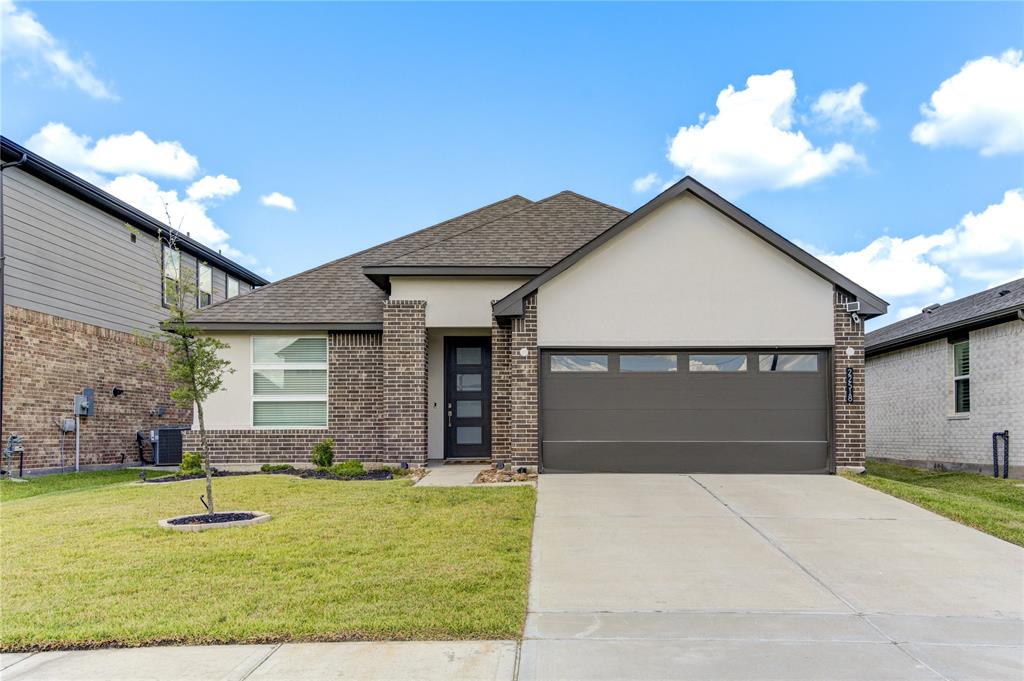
[
  {"left": 474, "top": 467, "right": 538, "bottom": 484},
  {"left": 166, "top": 512, "right": 258, "bottom": 525},
  {"left": 144, "top": 469, "right": 394, "bottom": 484}
]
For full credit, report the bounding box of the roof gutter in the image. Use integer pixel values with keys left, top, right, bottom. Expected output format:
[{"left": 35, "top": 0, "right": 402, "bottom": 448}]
[
  {"left": 189, "top": 322, "right": 384, "bottom": 332},
  {"left": 0, "top": 136, "right": 269, "bottom": 287},
  {"left": 865, "top": 306, "right": 1024, "bottom": 357}
]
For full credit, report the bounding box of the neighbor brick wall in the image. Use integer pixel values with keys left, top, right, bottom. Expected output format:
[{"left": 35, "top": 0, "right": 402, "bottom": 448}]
[
  {"left": 833, "top": 289, "right": 866, "bottom": 468},
  {"left": 382, "top": 300, "right": 428, "bottom": 464},
  {"left": 866, "top": 320, "right": 1023, "bottom": 477},
  {"left": 508, "top": 294, "right": 539, "bottom": 468},
  {"left": 2, "top": 305, "right": 190, "bottom": 471},
  {"left": 490, "top": 314, "right": 512, "bottom": 465},
  {"left": 186, "top": 331, "right": 384, "bottom": 465}
]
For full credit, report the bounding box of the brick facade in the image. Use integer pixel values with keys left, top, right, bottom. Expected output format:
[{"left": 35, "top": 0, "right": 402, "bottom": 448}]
[
  {"left": 508, "top": 294, "right": 539, "bottom": 468},
  {"left": 185, "top": 330, "right": 384, "bottom": 465},
  {"left": 2, "top": 305, "right": 191, "bottom": 471},
  {"left": 490, "top": 314, "right": 512, "bottom": 465},
  {"left": 832, "top": 289, "right": 866, "bottom": 469},
  {"left": 866, "top": 320, "right": 1023, "bottom": 478},
  {"left": 381, "top": 300, "right": 428, "bottom": 465}
]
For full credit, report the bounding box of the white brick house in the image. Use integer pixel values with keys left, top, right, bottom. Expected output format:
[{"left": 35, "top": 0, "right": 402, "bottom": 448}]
[{"left": 866, "top": 279, "right": 1024, "bottom": 478}]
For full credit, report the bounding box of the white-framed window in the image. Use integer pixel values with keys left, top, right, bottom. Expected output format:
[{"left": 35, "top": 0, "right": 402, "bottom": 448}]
[
  {"left": 198, "top": 263, "right": 213, "bottom": 308},
  {"left": 953, "top": 340, "right": 970, "bottom": 414},
  {"left": 162, "top": 245, "right": 180, "bottom": 308},
  {"left": 226, "top": 275, "right": 240, "bottom": 298},
  {"left": 251, "top": 336, "right": 328, "bottom": 427}
]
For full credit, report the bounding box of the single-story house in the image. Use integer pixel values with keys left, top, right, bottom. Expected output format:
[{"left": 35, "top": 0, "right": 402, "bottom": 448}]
[
  {"left": 866, "top": 278, "right": 1023, "bottom": 478},
  {"left": 188, "top": 177, "right": 887, "bottom": 474}
]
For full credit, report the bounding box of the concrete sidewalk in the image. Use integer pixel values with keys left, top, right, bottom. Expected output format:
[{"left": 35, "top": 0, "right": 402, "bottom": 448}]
[{"left": 0, "top": 641, "right": 518, "bottom": 681}]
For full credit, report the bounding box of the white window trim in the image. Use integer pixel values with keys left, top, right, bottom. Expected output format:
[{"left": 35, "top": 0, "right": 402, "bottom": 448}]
[
  {"left": 250, "top": 336, "right": 329, "bottom": 428},
  {"left": 952, "top": 340, "right": 970, "bottom": 415}
]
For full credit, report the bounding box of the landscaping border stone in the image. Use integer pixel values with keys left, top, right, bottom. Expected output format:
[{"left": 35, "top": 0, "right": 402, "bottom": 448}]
[{"left": 158, "top": 511, "right": 272, "bottom": 532}]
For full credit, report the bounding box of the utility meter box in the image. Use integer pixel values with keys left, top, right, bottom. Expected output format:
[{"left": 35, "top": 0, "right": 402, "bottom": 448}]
[{"left": 74, "top": 388, "right": 95, "bottom": 417}]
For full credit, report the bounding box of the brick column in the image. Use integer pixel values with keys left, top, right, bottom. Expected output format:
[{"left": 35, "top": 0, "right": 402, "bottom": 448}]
[
  {"left": 382, "top": 301, "right": 428, "bottom": 465},
  {"left": 490, "top": 313, "right": 512, "bottom": 465},
  {"left": 508, "top": 294, "right": 539, "bottom": 469},
  {"left": 329, "top": 331, "right": 383, "bottom": 460},
  {"left": 833, "top": 288, "right": 866, "bottom": 471}
]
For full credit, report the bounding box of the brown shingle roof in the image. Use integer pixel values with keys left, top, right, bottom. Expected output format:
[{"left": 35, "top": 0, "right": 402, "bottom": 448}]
[
  {"left": 866, "top": 277, "right": 1024, "bottom": 355},
  {"left": 190, "top": 195, "right": 533, "bottom": 327},
  {"left": 375, "top": 191, "right": 628, "bottom": 267}
]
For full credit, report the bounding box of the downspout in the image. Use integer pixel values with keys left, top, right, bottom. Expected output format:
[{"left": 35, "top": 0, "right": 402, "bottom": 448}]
[{"left": 0, "top": 153, "right": 29, "bottom": 437}]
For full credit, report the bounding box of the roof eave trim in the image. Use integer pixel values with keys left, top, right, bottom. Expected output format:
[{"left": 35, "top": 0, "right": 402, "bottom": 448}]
[
  {"left": 190, "top": 322, "right": 383, "bottom": 332},
  {"left": 493, "top": 177, "right": 889, "bottom": 318},
  {"left": 865, "top": 307, "right": 1024, "bottom": 357},
  {"left": 1, "top": 136, "right": 270, "bottom": 286},
  {"left": 362, "top": 265, "right": 547, "bottom": 291}
]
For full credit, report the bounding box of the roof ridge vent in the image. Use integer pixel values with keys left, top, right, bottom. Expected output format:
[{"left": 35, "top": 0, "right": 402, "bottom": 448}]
[{"left": 921, "top": 303, "right": 941, "bottom": 314}]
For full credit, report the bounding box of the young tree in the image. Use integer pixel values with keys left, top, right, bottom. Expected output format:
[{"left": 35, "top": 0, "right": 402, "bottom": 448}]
[{"left": 157, "top": 216, "right": 233, "bottom": 515}]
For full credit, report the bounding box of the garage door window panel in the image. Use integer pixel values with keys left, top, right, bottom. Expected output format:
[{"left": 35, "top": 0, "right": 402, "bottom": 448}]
[
  {"left": 550, "top": 354, "right": 609, "bottom": 373},
  {"left": 620, "top": 354, "right": 678, "bottom": 373},
  {"left": 759, "top": 354, "right": 819, "bottom": 372},
  {"left": 688, "top": 354, "right": 748, "bottom": 372}
]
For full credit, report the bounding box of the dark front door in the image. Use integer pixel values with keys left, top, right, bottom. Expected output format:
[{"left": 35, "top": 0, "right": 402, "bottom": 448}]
[{"left": 444, "top": 337, "right": 491, "bottom": 459}]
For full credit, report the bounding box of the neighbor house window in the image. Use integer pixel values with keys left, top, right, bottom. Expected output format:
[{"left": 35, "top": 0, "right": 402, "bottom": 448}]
[
  {"left": 162, "top": 245, "right": 180, "bottom": 307},
  {"left": 550, "top": 354, "right": 608, "bottom": 372},
  {"left": 620, "top": 354, "right": 677, "bottom": 372},
  {"left": 953, "top": 341, "right": 970, "bottom": 413},
  {"left": 758, "top": 354, "right": 818, "bottom": 372},
  {"left": 226, "top": 275, "right": 240, "bottom": 298},
  {"left": 252, "top": 337, "right": 328, "bottom": 427},
  {"left": 688, "top": 354, "right": 747, "bottom": 372},
  {"left": 198, "top": 263, "right": 213, "bottom": 308}
]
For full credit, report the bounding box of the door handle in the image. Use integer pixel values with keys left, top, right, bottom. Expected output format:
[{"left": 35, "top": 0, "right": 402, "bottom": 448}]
[{"left": 447, "top": 403, "right": 452, "bottom": 427}]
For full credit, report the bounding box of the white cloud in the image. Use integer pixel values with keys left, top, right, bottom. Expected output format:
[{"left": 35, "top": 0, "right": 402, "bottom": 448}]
[
  {"left": 187, "top": 174, "right": 241, "bottom": 202},
  {"left": 26, "top": 123, "right": 199, "bottom": 180},
  {"left": 897, "top": 306, "right": 923, "bottom": 320},
  {"left": 105, "top": 174, "right": 232, "bottom": 253},
  {"left": 665, "top": 70, "right": 863, "bottom": 196},
  {"left": 23, "top": 122, "right": 263, "bottom": 270},
  {"left": 911, "top": 50, "right": 1024, "bottom": 156},
  {"left": 631, "top": 172, "right": 661, "bottom": 193},
  {"left": 260, "top": 192, "right": 297, "bottom": 211},
  {"left": 0, "top": 0, "right": 116, "bottom": 100},
  {"left": 931, "top": 188, "right": 1024, "bottom": 284},
  {"left": 811, "top": 83, "right": 878, "bottom": 131},
  {"left": 814, "top": 188, "right": 1024, "bottom": 315}
]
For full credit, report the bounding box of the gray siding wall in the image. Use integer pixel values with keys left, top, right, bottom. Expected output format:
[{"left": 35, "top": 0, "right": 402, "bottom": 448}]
[{"left": 3, "top": 167, "right": 242, "bottom": 334}]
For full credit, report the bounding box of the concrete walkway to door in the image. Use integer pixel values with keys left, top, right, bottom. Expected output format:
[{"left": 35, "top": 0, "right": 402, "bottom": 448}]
[{"left": 522, "top": 474, "right": 1024, "bottom": 680}]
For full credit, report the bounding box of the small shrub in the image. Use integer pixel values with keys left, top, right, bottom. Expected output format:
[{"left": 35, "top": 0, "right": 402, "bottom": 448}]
[
  {"left": 260, "top": 464, "right": 295, "bottom": 473},
  {"left": 311, "top": 438, "right": 335, "bottom": 468},
  {"left": 381, "top": 465, "right": 411, "bottom": 477},
  {"left": 330, "top": 460, "right": 365, "bottom": 478},
  {"left": 179, "top": 451, "right": 203, "bottom": 476}
]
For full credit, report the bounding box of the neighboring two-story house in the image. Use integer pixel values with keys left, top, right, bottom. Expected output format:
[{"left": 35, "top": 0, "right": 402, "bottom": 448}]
[
  {"left": 1, "top": 136, "right": 268, "bottom": 473},
  {"left": 866, "top": 279, "right": 1024, "bottom": 478}
]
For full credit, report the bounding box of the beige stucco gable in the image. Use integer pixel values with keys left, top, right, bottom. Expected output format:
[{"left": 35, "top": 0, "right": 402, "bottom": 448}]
[{"left": 537, "top": 193, "right": 836, "bottom": 347}]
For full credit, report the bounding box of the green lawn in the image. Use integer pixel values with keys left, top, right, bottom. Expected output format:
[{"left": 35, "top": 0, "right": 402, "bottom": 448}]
[
  {"left": 0, "top": 469, "right": 174, "bottom": 502},
  {"left": 845, "top": 461, "right": 1024, "bottom": 547},
  {"left": 0, "top": 475, "right": 535, "bottom": 651}
]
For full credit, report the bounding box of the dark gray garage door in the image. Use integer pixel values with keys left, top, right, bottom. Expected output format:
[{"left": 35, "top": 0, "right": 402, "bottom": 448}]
[{"left": 540, "top": 350, "right": 829, "bottom": 474}]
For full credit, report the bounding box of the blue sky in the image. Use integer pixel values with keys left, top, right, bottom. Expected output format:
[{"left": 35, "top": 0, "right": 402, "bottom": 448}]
[{"left": 3, "top": 1, "right": 1022, "bottom": 328}]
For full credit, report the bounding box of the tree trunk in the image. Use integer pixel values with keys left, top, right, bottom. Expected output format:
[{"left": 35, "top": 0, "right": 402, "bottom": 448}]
[{"left": 196, "top": 400, "right": 214, "bottom": 515}]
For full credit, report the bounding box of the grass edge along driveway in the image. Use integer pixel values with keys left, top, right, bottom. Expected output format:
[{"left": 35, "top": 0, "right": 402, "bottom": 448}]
[
  {"left": 1, "top": 475, "right": 535, "bottom": 651},
  {"left": 844, "top": 461, "right": 1024, "bottom": 547}
]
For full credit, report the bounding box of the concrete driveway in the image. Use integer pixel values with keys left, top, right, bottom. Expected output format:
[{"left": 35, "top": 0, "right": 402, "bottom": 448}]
[{"left": 522, "top": 474, "right": 1024, "bottom": 681}]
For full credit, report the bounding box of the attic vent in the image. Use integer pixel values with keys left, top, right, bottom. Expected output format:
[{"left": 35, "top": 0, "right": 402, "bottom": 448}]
[
  {"left": 998, "top": 289, "right": 1011, "bottom": 297},
  {"left": 922, "top": 303, "right": 941, "bottom": 314}
]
